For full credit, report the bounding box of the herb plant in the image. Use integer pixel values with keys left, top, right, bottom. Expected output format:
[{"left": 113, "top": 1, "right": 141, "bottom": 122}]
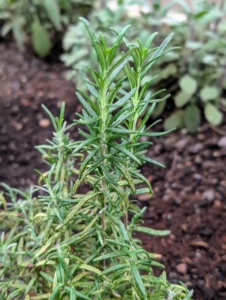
[
  {"left": 0, "top": 0, "right": 93, "bottom": 57},
  {"left": 153, "top": 0, "right": 226, "bottom": 132},
  {"left": 62, "top": 0, "right": 226, "bottom": 133},
  {"left": 0, "top": 18, "right": 193, "bottom": 299}
]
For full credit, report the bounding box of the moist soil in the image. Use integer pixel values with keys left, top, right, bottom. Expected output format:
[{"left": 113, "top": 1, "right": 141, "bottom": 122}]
[{"left": 0, "top": 42, "right": 226, "bottom": 300}]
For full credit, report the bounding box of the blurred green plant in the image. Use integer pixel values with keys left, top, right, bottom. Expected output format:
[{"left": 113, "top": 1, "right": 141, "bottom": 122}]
[
  {"left": 61, "top": 0, "right": 152, "bottom": 86},
  {"left": 0, "top": 19, "right": 193, "bottom": 299},
  {"left": 62, "top": 0, "right": 226, "bottom": 133},
  {"left": 0, "top": 0, "right": 93, "bottom": 57},
  {"left": 155, "top": 0, "right": 226, "bottom": 133}
]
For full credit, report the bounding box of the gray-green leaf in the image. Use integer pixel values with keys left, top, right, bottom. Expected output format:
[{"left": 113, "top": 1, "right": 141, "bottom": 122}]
[
  {"left": 179, "top": 75, "right": 197, "bottom": 96},
  {"left": 31, "top": 22, "right": 52, "bottom": 58},
  {"left": 200, "top": 86, "right": 220, "bottom": 102},
  {"left": 184, "top": 104, "right": 201, "bottom": 133},
  {"left": 164, "top": 110, "right": 184, "bottom": 131},
  {"left": 174, "top": 91, "right": 191, "bottom": 107},
  {"left": 204, "top": 103, "right": 223, "bottom": 126},
  {"left": 44, "top": 0, "right": 62, "bottom": 30}
]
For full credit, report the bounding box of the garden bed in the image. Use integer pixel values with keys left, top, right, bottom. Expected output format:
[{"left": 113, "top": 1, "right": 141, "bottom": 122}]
[{"left": 0, "top": 41, "right": 226, "bottom": 299}]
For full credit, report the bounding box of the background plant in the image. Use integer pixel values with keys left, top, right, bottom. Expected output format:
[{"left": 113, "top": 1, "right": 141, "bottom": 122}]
[
  {"left": 0, "top": 0, "right": 94, "bottom": 57},
  {"left": 62, "top": 0, "right": 226, "bottom": 133},
  {"left": 0, "top": 19, "right": 193, "bottom": 299},
  {"left": 152, "top": 0, "right": 226, "bottom": 133}
]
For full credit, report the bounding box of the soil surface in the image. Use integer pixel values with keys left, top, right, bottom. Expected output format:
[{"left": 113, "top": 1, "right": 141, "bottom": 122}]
[{"left": 0, "top": 42, "right": 226, "bottom": 300}]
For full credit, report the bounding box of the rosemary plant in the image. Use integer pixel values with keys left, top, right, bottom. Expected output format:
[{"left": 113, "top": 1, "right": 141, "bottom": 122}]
[{"left": 0, "top": 19, "right": 193, "bottom": 299}]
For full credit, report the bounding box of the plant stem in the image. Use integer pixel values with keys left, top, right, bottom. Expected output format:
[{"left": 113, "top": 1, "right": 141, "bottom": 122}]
[{"left": 100, "top": 85, "right": 108, "bottom": 233}]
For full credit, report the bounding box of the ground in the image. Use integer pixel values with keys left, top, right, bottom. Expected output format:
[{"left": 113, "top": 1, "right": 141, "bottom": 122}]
[{"left": 0, "top": 42, "right": 226, "bottom": 300}]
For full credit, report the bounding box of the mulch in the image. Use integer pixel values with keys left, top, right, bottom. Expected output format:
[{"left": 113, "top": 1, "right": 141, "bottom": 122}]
[{"left": 0, "top": 41, "right": 226, "bottom": 300}]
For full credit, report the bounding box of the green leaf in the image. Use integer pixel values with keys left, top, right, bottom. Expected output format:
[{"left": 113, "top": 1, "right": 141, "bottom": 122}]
[
  {"left": 202, "top": 54, "right": 217, "bottom": 66},
  {"left": 70, "top": 287, "right": 76, "bottom": 300},
  {"left": 31, "top": 22, "right": 52, "bottom": 58},
  {"left": 204, "top": 103, "right": 223, "bottom": 126},
  {"left": 198, "top": 9, "right": 223, "bottom": 26},
  {"left": 76, "top": 92, "right": 97, "bottom": 117},
  {"left": 105, "top": 239, "right": 130, "bottom": 249},
  {"left": 77, "top": 88, "right": 99, "bottom": 113},
  {"left": 102, "top": 263, "right": 128, "bottom": 275},
  {"left": 151, "top": 33, "right": 174, "bottom": 60},
  {"left": 185, "top": 40, "right": 202, "bottom": 50},
  {"left": 143, "top": 47, "right": 179, "bottom": 75},
  {"left": 174, "top": 91, "right": 191, "bottom": 108},
  {"left": 200, "top": 86, "right": 220, "bottom": 102},
  {"left": 72, "top": 137, "right": 99, "bottom": 154},
  {"left": 161, "top": 63, "right": 177, "bottom": 79},
  {"left": 151, "top": 100, "right": 166, "bottom": 119},
  {"left": 34, "top": 240, "right": 52, "bottom": 259},
  {"left": 109, "top": 143, "right": 141, "bottom": 165},
  {"left": 138, "top": 103, "right": 156, "bottom": 131},
  {"left": 118, "top": 219, "right": 130, "bottom": 242},
  {"left": 184, "top": 104, "right": 201, "bottom": 133},
  {"left": 40, "top": 272, "right": 54, "bottom": 283},
  {"left": 49, "top": 285, "right": 61, "bottom": 300},
  {"left": 109, "top": 88, "right": 137, "bottom": 109},
  {"left": 107, "top": 128, "right": 137, "bottom": 134},
  {"left": 110, "top": 110, "right": 133, "bottom": 127},
  {"left": 78, "top": 148, "right": 99, "bottom": 179},
  {"left": 79, "top": 264, "right": 102, "bottom": 275},
  {"left": 111, "top": 160, "right": 136, "bottom": 193},
  {"left": 61, "top": 215, "right": 99, "bottom": 246},
  {"left": 109, "top": 24, "right": 131, "bottom": 63},
  {"left": 94, "top": 251, "right": 127, "bottom": 261},
  {"left": 144, "top": 32, "right": 158, "bottom": 50},
  {"left": 135, "top": 226, "right": 170, "bottom": 236},
  {"left": 179, "top": 75, "right": 197, "bottom": 96},
  {"left": 79, "top": 18, "right": 106, "bottom": 71},
  {"left": 137, "top": 155, "right": 165, "bottom": 168},
  {"left": 1, "top": 22, "right": 12, "bottom": 37},
  {"left": 108, "top": 48, "right": 136, "bottom": 82},
  {"left": 130, "top": 261, "right": 146, "bottom": 296},
  {"left": 25, "top": 274, "right": 38, "bottom": 294},
  {"left": 164, "top": 110, "right": 184, "bottom": 131},
  {"left": 93, "top": 41, "right": 107, "bottom": 71},
  {"left": 130, "top": 170, "right": 153, "bottom": 195},
  {"left": 44, "top": 0, "right": 62, "bottom": 30},
  {"left": 12, "top": 17, "right": 25, "bottom": 50},
  {"left": 56, "top": 192, "right": 101, "bottom": 229}
]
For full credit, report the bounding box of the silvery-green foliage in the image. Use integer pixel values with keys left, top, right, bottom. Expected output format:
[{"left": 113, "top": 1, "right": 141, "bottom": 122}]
[
  {"left": 0, "top": 19, "right": 193, "bottom": 299},
  {"left": 0, "top": 0, "right": 93, "bottom": 57},
  {"left": 62, "top": 0, "right": 226, "bottom": 132},
  {"left": 145, "top": 0, "right": 226, "bottom": 131}
]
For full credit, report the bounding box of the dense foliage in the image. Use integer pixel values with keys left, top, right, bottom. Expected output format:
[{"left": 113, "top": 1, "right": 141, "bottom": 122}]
[
  {"left": 0, "top": 19, "right": 193, "bottom": 299},
  {"left": 0, "top": 0, "right": 93, "bottom": 57},
  {"left": 62, "top": 0, "right": 226, "bottom": 132}
]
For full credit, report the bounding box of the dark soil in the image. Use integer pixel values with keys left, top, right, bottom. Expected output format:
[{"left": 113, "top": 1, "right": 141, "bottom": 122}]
[{"left": 0, "top": 42, "right": 226, "bottom": 300}]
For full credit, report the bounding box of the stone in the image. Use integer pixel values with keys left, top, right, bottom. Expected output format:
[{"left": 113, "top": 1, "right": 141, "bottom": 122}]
[
  {"left": 202, "top": 189, "right": 214, "bottom": 201},
  {"left": 218, "top": 136, "right": 226, "bottom": 148},
  {"left": 39, "top": 118, "right": 51, "bottom": 127},
  {"left": 176, "top": 263, "right": 187, "bottom": 274}
]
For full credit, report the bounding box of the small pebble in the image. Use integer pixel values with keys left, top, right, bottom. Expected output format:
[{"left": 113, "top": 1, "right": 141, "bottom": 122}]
[
  {"left": 39, "top": 118, "right": 51, "bottom": 127},
  {"left": 202, "top": 190, "right": 214, "bottom": 201},
  {"left": 218, "top": 136, "right": 226, "bottom": 148},
  {"left": 176, "top": 263, "right": 187, "bottom": 274},
  {"left": 213, "top": 200, "right": 222, "bottom": 208}
]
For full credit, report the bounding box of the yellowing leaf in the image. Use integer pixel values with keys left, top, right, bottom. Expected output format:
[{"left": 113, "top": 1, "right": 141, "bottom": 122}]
[{"left": 0, "top": 193, "right": 7, "bottom": 210}]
